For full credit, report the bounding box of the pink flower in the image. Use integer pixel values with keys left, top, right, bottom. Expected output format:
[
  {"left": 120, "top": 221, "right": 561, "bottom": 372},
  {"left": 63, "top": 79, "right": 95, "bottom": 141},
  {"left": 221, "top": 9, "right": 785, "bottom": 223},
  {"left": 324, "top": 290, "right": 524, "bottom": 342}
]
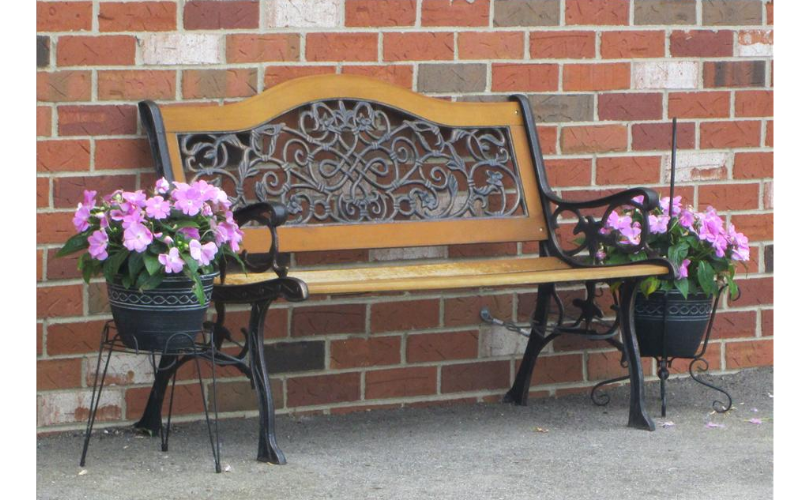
[
  {"left": 678, "top": 209, "right": 695, "bottom": 230},
  {"left": 632, "top": 195, "right": 644, "bottom": 205},
  {"left": 155, "top": 177, "right": 170, "bottom": 195},
  {"left": 88, "top": 230, "right": 109, "bottom": 261},
  {"left": 73, "top": 204, "right": 91, "bottom": 232},
  {"left": 728, "top": 225, "right": 750, "bottom": 262},
  {"left": 158, "top": 247, "right": 184, "bottom": 274},
  {"left": 619, "top": 222, "right": 642, "bottom": 245},
  {"left": 606, "top": 211, "right": 631, "bottom": 231},
  {"left": 178, "top": 227, "right": 201, "bottom": 240},
  {"left": 710, "top": 234, "right": 729, "bottom": 258},
  {"left": 189, "top": 240, "right": 218, "bottom": 266},
  {"left": 220, "top": 221, "right": 243, "bottom": 252},
  {"left": 172, "top": 184, "right": 204, "bottom": 216},
  {"left": 121, "top": 190, "right": 147, "bottom": 210},
  {"left": 145, "top": 196, "right": 170, "bottom": 220},
  {"left": 83, "top": 190, "right": 97, "bottom": 208},
  {"left": 123, "top": 222, "right": 153, "bottom": 253},
  {"left": 121, "top": 210, "right": 144, "bottom": 228},
  {"left": 677, "top": 259, "right": 691, "bottom": 280},
  {"left": 595, "top": 250, "right": 606, "bottom": 261},
  {"left": 648, "top": 214, "right": 669, "bottom": 234},
  {"left": 660, "top": 196, "right": 682, "bottom": 216}
]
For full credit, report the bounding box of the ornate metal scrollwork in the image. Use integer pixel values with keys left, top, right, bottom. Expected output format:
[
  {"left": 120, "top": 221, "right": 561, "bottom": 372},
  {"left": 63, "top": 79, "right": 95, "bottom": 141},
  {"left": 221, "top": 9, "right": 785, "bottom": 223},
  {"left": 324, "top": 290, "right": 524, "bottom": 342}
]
[{"left": 178, "top": 99, "right": 528, "bottom": 226}]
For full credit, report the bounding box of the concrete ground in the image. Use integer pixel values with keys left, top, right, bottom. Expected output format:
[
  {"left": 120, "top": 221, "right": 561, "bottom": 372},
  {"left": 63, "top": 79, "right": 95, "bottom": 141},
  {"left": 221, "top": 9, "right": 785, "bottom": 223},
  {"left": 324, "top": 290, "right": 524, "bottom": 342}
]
[{"left": 38, "top": 367, "right": 773, "bottom": 500}]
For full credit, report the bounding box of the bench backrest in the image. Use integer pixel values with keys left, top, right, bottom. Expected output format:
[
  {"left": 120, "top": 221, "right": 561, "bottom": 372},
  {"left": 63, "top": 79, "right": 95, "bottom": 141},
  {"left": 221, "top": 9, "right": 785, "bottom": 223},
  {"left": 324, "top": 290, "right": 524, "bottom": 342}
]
[{"left": 141, "top": 75, "right": 549, "bottom": 253}]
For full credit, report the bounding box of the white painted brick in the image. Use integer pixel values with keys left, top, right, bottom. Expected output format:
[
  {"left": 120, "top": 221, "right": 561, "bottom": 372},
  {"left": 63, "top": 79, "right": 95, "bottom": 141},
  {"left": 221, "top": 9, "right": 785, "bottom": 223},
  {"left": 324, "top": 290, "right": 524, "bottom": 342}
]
[
  {"left": 764, "top": 181, "right": 773, "bottom": 209},
  {"left": 266, "top": 0, "right": 343, "bottom": 28},
  {"left": 632, "top": 61, "right": 700, "bottom": 90},
  {"left": 736, "top": 30, "right": 773, "bottom": 57},
  {"left": 479, "top": 325, "right": 528, "bottom": 357},
  {"left": 372, "top": 246, "right": 447, "bottom": 261},
  {"left": 662, "top": 152, "right": 728, "bottom": 183},
  {"left": 37, "top": 389, "right": 123, "bottom": 427},
  {"left": 83, "top": 353, "right": 155, "bottom": 386},
  {"left": 139, "top": 34, "right": 222, "bottom": 66}
]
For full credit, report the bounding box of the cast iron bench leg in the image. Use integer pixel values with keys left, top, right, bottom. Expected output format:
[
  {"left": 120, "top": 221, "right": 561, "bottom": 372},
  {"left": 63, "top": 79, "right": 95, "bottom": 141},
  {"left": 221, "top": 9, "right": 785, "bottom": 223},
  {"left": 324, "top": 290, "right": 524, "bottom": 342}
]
[
  {"left": 248, "top": 299, "right": 286, "bottom": 465},
  {"left": 134, "top": 354, "right": 183, "bottom": 436},
  {"left": 620, "top": 279, "right": 655, "bottom": 431},
  {"left": 505, "top": 283, "right": 555, "bottom": 405}
]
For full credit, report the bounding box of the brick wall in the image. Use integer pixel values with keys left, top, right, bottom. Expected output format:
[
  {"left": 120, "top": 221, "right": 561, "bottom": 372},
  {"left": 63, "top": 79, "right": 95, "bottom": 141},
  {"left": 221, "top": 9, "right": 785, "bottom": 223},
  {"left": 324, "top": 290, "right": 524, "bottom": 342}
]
[{"left": 36, "top": 0, "right": 774, "bottom": 431}]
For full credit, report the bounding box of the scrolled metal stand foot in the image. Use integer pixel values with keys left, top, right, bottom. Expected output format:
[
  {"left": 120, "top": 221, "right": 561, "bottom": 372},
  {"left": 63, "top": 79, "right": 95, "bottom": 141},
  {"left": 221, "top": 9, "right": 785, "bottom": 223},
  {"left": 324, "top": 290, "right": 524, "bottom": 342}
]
[
  {"left": 590, "top": 375, "right": 630, "bottom": 407},
  {"left": 689, "top": 357, "right": 732, "bottom": 413}
]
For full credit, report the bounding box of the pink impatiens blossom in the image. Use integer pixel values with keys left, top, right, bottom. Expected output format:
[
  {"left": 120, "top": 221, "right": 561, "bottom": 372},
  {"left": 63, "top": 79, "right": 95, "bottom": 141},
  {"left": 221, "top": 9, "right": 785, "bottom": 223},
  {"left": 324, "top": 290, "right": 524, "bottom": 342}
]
[
  {"left": 123, "top": 222, "right": 153, "bottom": 253},
  {"left": 619, "top": 221, "right": 642, "bottom": 245},
  {"left": 158, "top": 247, "right": 185, "bottom": 274},
  {"left": 145, "top": 196, "right": 170, "bottom": 220},
  {"left": 73, "top": 204, "right": 91, "bottom": 232},
  {"left": 677, "top": 259, "right": 691, "bottom": 280},
  {"left": 88, "top": 230, "right": 109, "bottom": 261},
  {"left": 83, "top": 190, "right": 97, "bottom": 208},
  {"left": 189, "top": 239, "right": 218, "bottom": 267},
  {"left": 678, "top": 209, "right": 695, "bottom": 230},
  {"left": 121, "top": 210, "right": 144, "bottom": 228},
  {"left": 178, "top": 226, "right": 201, "bottom": 240},
  {"left": 648, "top": 214, "right": 669, "bottom": 234},
  {"left": 155, "top": 177, "right": 170, "bottom": 195},
  {"left": 172, "top": 183, "right": 204, "bottom": 216},
  {"left": 121, "top": 190, "right": 147, "bottom": 211},
  {"left": 659, "top": 196, "right": 682, "bottom": 216}
]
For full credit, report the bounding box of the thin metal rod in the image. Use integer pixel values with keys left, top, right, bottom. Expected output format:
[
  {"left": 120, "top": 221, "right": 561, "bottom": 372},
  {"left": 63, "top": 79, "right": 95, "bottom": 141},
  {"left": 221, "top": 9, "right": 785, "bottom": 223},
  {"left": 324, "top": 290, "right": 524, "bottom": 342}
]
[
  {"left": 80, "top": 330, "right": 114, "bottom": 467},
  {"left": 162, "top": 368, "right": 178, "bottom": 452}
]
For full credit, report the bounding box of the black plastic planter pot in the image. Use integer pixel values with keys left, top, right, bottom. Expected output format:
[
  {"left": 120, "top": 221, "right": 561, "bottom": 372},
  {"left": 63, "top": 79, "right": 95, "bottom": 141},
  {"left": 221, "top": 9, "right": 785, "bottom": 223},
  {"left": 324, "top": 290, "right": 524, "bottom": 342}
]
[
  {"left": 106, "top": 271, "right": 217, "bottom": 351},
  {"left": 633, "top": 290, "right": 713, "bottom": 359}
]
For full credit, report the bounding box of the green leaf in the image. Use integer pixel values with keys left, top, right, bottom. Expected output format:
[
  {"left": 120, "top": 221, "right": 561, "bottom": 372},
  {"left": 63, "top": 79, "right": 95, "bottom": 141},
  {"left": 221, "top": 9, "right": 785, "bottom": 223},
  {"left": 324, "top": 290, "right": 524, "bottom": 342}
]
[
  {"left": 143, "top": 251, "right": 161, "bottom": 276},
  {"left": 172, "top": 220, "right": 200, "bottom": 230},
  {"left": 128, "top": 252, "right": 145, "bottom": 283},
  {"left": 56, "top": 233, "right": 89, "bottom": 258},
  {"left": 103, "top": 250, "right": 129, "bottom": 283},
  {"left": 728, "top": 280, "right": 739, "bottom": 300},
  {"left": 675, "top": 278, "right": 689, "bottom": 299},
  {"left": 697, "top": 261, "right": 716, "bottom": 297},
  {"left": 640, "top": 276, "right": 659, "bottom": 297},
  {"left": 138, "top": 272, "right": 164, "bottom": 291}
]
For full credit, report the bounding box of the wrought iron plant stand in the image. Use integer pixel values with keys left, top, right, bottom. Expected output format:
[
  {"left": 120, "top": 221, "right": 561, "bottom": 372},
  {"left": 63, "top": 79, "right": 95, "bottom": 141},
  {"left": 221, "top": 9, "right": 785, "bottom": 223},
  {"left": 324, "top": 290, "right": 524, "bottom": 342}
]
[{"left": 80, "top": 321, "right": 223, "bottom": 473}]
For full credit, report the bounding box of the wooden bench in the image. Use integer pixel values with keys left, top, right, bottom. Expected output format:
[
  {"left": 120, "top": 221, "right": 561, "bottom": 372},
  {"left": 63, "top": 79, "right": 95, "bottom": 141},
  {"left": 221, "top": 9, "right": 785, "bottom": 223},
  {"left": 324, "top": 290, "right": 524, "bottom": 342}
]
[{"left": 134, "top": 74, "right": 675, "bottom": 464}]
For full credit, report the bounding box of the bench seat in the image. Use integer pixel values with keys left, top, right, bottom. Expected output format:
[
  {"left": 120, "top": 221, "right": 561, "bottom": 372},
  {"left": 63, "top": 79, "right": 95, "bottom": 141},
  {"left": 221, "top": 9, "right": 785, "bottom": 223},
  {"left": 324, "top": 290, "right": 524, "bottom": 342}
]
[{"left": 221, "top": 257, "right": 669, "bottom": 295}]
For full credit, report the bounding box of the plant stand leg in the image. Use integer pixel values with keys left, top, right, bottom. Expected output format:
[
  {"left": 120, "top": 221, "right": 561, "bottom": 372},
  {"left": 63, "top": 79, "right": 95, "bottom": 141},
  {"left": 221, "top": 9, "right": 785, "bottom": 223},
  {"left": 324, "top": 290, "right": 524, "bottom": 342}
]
[
  {"left": 620, "top": 280, "right": 655, "bottom": 431},
  {"left": 247, "top": 299, "right": 286, "bottom": 465},
  {"left": 79, "top": 329, "right": 113, "bottom": 467},
  {"left": 505, "top": 284, "right": 555, "bottom": 406},
  {"left": 160, "top": 367, "right": 178, "bottom": 453}
]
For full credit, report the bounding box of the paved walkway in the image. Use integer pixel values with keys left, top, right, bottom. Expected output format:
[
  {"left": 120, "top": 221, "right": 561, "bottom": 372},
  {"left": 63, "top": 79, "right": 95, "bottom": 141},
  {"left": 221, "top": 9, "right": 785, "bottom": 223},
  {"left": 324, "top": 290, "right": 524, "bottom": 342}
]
[{"left": 38, "top": 368, "right": 773, "bottom": 500}]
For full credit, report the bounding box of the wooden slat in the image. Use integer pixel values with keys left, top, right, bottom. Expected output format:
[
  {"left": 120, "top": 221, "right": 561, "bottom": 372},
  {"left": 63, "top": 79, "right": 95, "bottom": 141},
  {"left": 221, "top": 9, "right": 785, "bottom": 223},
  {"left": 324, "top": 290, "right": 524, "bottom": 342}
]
[{"left": 220, "top": 257, "right": 670, "bottom": 295}]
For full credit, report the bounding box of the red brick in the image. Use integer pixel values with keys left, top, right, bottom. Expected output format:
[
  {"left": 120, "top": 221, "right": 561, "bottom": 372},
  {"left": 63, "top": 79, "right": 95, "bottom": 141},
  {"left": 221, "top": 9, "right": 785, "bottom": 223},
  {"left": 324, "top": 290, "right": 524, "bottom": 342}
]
[
  {"left": 539, "top": 126, "right": 557, "bottom": 154},
  {"left": 37, "top": 107, "right": 52, "bottom": 137},
  {"left": 226, "top": 34, "right": 301, "bottom": 63},
  {"left": 699, "top": 183, "right": 760, "bottom": 211},
  {"left": 725, "top": 340, "right": 773, "bottom": 369},
  {"left": 346, "top": 0, "right": 417, "bottom": 27},
  {"left": 46, "top": 247, "right": 80, "bottom": 281},
  {"left": 384, "top": 32, "right": 454, "bottom": 62},
  {"left": 670, "top": 343, "right": 721, "bottom": 373},
  {"left": 365, "top": 367, "right": 437, "bottom": 399},
  {"left": 598, "top": 92, "right": 662, "bottom": 121},
  {"left": 37, "top": 2, "right": 92, "bottom": 32},
  {"left": 371, "top": 299, "right": 440, "bottom": 333},
  {"left": 762, "top": 309, "right": 773, "bottom": 336},
  {"left": 767, "top": 1, "right": 773, "bottom": 25},
  {"left": 712, "top": 311, "right": 756, "bottom": 340},
  {"left": 734, "top": 277, "right": 773, "bottom": 308},
  {"left": 287, "top": 373, "right": 361, "bottom": 407},
  {"left": 668, "top": 91, "right": 730, "bottom": 119},
  {"left": 544, "top": 159, "right": 592, "bottom": 187},
  {"left": 632, "top": 122, "right": 695, "bottom": 151},
  {"left": 561, "top": 125, "right": 628, "bottom": 154},
  {"left": 587, "top": 351, "right": 629, "bottom": 380},
  {"left": 47, "top": 320, "right": 109, "bottom": 355},
  {"left": 563, "top": 63, "right": 630, "bottom": 91},
  {"left": 54, "top": 175, "right": 137, "bottom": 209},
  {"left": 448, "top": 242, "right": 516, "bottom": 258},
  {"left": 94, "top": 139, "right": 153, "bottom": 170},
  {"left": 421, "top": 0, "right": 489, "bottom": 27},
  {"left": 407, "top": 330, "right": 479, "bottom": 363},
  {"left": 734, "top": 152, "right": 772, "bottom": 179},
  {"left": 56, "top": 36, "right": 136, "bottom": 67},
  {"left": 98, "top": 70, "right": 176, "bottom": 101},
  {"left": 765, "top": 121, "right": 773, "bottom": 147},
  {"left": 37, "top": 140, "right": 90, "bottom": 172},
  {"left": 264, "top": 65, "right": 336, "bottom": 88},
  {"left": 219, "top": 308, "right": 289, "bottom": 341},
  {"left": 703, "top": 61, "right": 766, "bottom": 88},
  {"left": 330, "top": 336, "right": 402, "bottom": 369},
  {"left": 458, "top": 32, "right": 524, "bottom": 60},
  {"left": 601, "top": 30, "right": 665, "bottom": 58},
  {"left": 731, "top": 215, "right": 772, "bottom": 243},
  {"left": 735, "top": 90, "right": 773, "bottom": 118},
  {"left": 36, "top": 71, "right": 91, "bottom": 102},
  {"left": 183, "top": 68, "right": 257, "bottom": 99},
  {"left": 126, "top": 384, "right": 205, "bottom": 419},
  {"left": 291, "top": 304, "right": 366, "bottom": 336},
  {"left": 58, "top": 105, "right": 138, "bottom": 137},
  {"left": 700, "top": 121, "right": 761, "bottom": 149},
  {"left": 37, "top": 358, "right": 82, "bottom": 390},
  {"left": 530, "top": 31, "right": 595, "bottom": 59},
  {"left": 37, "top": 178, "right": 49, "bottom": 209},
  {"left": 491, "top": 63, "right": 559, "bottom": 92},
  {"left": 531, "top": 354, "right": 585, "bottom": 385},
  {"left": 342, "top": 65, "right": 414, "bottom": 89},
  {"left": 306, "top": 33, "right": 378, "bottom": 62},
  {"left": 670, "top": 30, "right": 733, "bottom": 58},
  {"left": 98, "top": 2, "right": 177, "bottom": 32},
  {"left": 184, "top": 1, "right": 259, "bottom": 29},
  {"left": 444, "top": 294, "right": 512, "bottom": 327},
  {"left": 37, "top": 212, "right": 80, "bottom": 245},
  {"left": 565, "top": 0, "right": 629, "bottom": 26},
  {"left": 596, "top": 156, "right": 661, "bottom": 185},
  {"left": 37, "top": 284, "right": 83, "bottom": 318},
  {"left": 441, "top": 360, "right": 509, "bottom": 393},
  {"left": 37, "top": 323, "right": 44, "bottom": 356}
]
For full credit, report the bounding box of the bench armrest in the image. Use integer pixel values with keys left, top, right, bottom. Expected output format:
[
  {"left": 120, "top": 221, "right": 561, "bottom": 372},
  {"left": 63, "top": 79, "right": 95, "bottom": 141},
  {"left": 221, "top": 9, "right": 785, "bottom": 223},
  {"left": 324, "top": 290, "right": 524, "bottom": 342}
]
[{"left": 222, "top": 201, "right": 290, "bottom": 282}]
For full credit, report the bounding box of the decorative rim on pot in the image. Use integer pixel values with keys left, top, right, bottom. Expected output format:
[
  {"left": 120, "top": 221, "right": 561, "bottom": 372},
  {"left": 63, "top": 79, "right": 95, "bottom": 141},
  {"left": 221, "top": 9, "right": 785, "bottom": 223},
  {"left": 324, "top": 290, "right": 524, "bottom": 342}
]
[
  {"left": 634, "top": 290, "right": 713, "bottom": 322},
  {"left": 107, "top": 271, "right": 218, "bottom": 312}
]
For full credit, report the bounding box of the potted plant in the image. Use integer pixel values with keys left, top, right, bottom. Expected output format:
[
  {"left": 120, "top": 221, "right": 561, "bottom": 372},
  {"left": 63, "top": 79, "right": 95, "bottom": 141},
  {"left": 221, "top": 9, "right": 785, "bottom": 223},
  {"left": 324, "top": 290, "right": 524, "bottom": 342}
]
[
  {"left": 57, "top": 178, "right": 244, "bottom": 351},
  {"left": 597, "top": 196, "right": 751, "bottom": 358}
]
